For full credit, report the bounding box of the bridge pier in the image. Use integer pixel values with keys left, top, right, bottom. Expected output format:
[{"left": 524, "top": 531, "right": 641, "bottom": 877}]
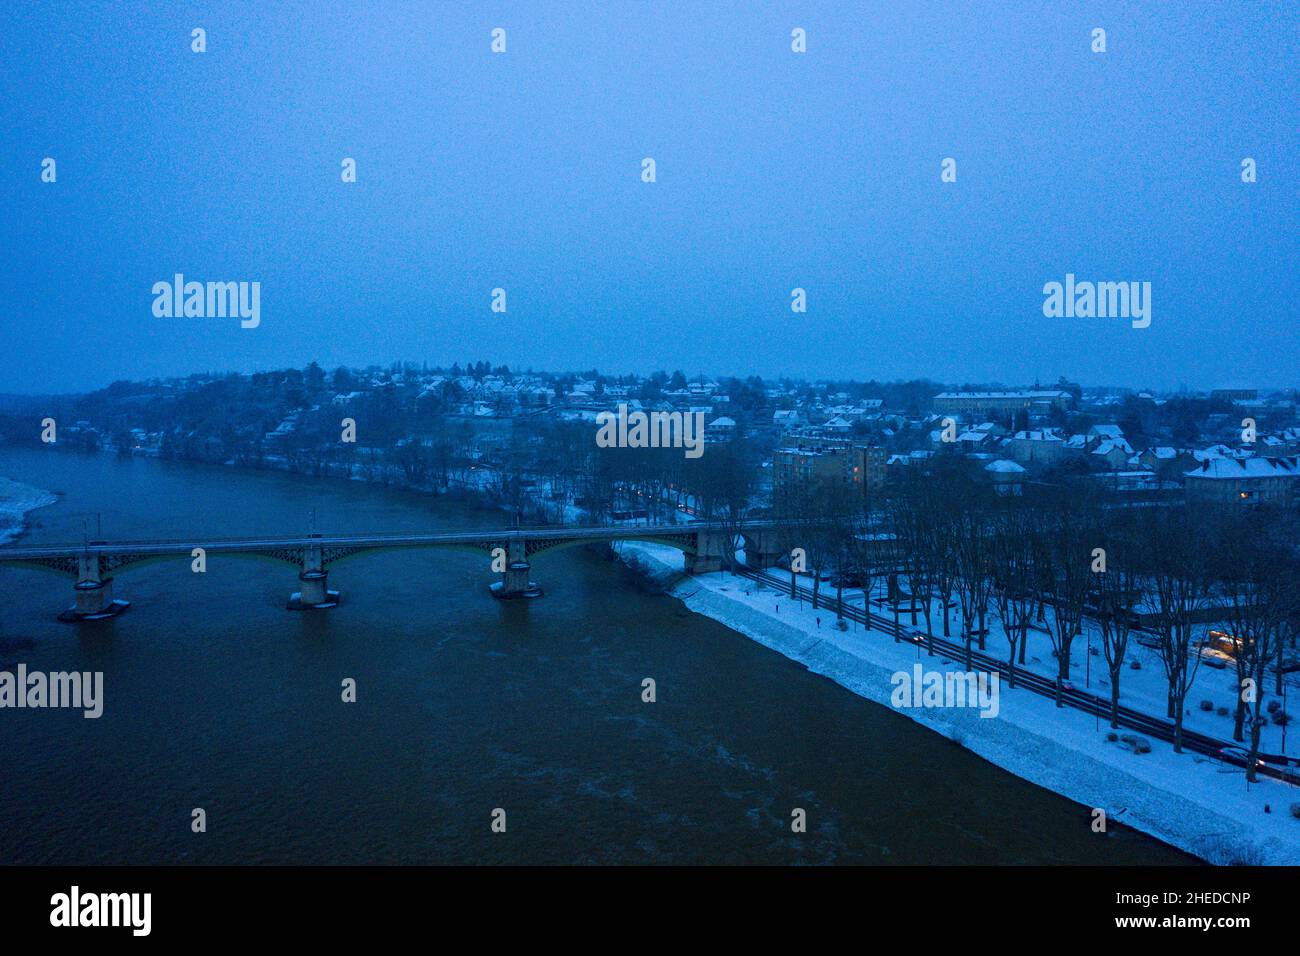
[
  {"left": 684, "top": 529, "right": 730, "bottom": 574},
  {"left": 741, "top": 532, "right": 784, "bottom": 570},
  {"left": 489, "top": 538, "right": 543, "bottom": 599},
  {"left": 684, "top": 551, "right": 724, "bottom": 574},
  {"left": 287, "top": 535, "right": 340, "bottom": 610},
  {"left": 58, "top": 550, "right": 131, "bottom": 622}
]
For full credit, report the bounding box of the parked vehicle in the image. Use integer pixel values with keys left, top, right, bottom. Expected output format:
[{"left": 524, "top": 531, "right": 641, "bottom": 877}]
[{"left": 1218, "top": 746, "right": 1268, "bottom": 769}]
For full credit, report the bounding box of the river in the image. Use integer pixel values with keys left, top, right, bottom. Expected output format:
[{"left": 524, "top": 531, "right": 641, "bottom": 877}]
[{"left": 0, "top": 447, "right": 1192, "bottom": 864}]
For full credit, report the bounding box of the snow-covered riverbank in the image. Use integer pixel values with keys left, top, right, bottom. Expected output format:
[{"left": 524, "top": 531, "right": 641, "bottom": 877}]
[
  {"left": 618, "top": 540, "right": 1300, "bottom": 865},
  {"left": 0, "top": 476, "right": 57, "bottom": 545}
]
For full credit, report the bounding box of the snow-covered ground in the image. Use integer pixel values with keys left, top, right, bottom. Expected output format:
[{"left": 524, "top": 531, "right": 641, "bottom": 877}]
[
  {"left": 846, "top": 580, "right": 1298, "bottom": 759},
  {"left": 618, "top": 540, "right": 1300, "bottom": 865},
  {"left": 0, "top": 476, "right": 57, "bottom": 545}
]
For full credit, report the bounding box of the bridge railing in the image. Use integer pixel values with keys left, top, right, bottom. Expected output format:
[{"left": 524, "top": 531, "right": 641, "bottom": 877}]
[{"left": 0, "top": 520, "right": 791, "bottom": 560}]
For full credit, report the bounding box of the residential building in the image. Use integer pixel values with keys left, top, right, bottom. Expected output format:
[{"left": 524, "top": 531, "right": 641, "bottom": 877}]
[
  {"left": 1184, "top": 456, "right": 1300, "bottom": 507},
  {"left": 933, "top": 390, "right": 1072, "bottom": 419}
]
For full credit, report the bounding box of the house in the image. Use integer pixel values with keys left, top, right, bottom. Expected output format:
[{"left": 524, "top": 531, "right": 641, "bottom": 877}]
[
  {"left": 1089, "top": 469, "right": 1164, "bottom": 494},
  {"left": 1090, "top": 438, "right": 1137, "bottom": 471},
  {"left": 264, "top": 412, "right": 300, "bottom": 443},
  {"left": 1087, "top": 424, "right": 1125, "bottom": 441},
  {"left": 1184, "top": 456, "right": 1300, "bottom": 507},
  {"left": 956, "top": 428, "right": 999, "bottom": 451},
  {"left": 984, "top": 459, "right": 1026, "bottom": 495},
  {"left": 1140, "top": 446, "right": 1196, "bottom": 483},
  {"left": 773, "top": 409, "right": 804, "bottom": 429},
  {"left": 705, "top": 416, "right": 736, "bottom": 441},
  {"left": 1005, "top": 429, "right": 1066, "bottom": 466}
]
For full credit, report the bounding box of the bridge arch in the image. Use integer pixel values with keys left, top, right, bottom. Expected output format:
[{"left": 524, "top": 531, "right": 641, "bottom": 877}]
[{"left": 320, "top": 540, "right": 500, "bottom": 570}]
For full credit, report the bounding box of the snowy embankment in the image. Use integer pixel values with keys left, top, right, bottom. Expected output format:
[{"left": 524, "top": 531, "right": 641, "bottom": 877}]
[
  {"left": 618, "top": 540, "right": 1300, "bottom": 866},
  {"left": 0, "top": 477, "right": 57, "bottom": 545}
]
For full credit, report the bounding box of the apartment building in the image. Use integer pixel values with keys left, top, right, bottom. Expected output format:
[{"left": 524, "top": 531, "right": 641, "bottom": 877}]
[{"left": 1184, "top": 456, "right": 1300, "bottom": 506}]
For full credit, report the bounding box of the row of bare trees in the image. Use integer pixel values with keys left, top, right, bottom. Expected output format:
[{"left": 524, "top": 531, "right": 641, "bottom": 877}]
[{"left": 763, "top": 463, "right": 1299, "bottom": 780}]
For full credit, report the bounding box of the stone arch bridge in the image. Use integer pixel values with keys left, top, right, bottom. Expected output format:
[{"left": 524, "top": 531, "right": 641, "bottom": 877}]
[{"left": 0, "top": 522, "right": 785, "bottom": 621}]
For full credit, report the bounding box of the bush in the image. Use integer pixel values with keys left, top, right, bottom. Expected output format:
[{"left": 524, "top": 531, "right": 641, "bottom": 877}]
[
  {"left": 1194, "top": 835, "right": 1267, "bottom": 866},
  {"left": 1199, "top": 700, "right": 1214, "bottom": 712},
  {"left": 1217, "top": 706, "right": 1229, "bottom": 717}
]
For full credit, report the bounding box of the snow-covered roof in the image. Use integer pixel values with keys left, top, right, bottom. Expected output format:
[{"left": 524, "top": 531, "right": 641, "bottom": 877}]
[
  {"left": 935, "top": 390, "right": 1070, "bottom": 400},
  {"left": 1193, "top": 444, "right": 1244, "bottom": 462},
  {"left": 1185, "top": 456, "right": 1300, "bottom": 480},
  {"left": 1092, "top": 438, "right": 1136, "bottom": 456},
  {"left": 1089, "top": 424, "right": 1124, "bottom": 439},
  {"left": 985, "top": 459, "right": 1026, "bottom": 474},
  {"left": 1012, "top": 430, "right": 1063, "bottom": 442}
]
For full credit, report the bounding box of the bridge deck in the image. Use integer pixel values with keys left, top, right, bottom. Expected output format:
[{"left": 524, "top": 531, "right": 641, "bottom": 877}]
[{"left": 0, "top": 521, "right": 777, "bottom": 561}]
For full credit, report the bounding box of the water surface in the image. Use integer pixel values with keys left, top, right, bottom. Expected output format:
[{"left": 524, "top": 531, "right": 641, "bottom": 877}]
[{"left": 0, "top": 447, "right": 1193, "bottom": 864}]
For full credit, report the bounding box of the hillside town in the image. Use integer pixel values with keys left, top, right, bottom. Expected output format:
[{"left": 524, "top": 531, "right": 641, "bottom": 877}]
[{"left": 5, "top": 364, "right": 1295, "bottom": 517}]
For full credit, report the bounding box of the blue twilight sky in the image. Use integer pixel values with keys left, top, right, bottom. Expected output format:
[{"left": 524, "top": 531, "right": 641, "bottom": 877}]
[{"left": 1, "top": 1, "right": 1296, "bottom": 394}]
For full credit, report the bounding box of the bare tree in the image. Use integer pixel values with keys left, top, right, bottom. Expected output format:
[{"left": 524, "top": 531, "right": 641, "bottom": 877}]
[
  {"left": 1211, "top": 508, "right": 1296, "bottom": 773},
  {"left": 1035, "top": 487, "right": 1098, "bottom": 707},
  {"left": 803, "top": 479, "right": 855, "bottom": 611},
  {"left": 773, "top": 479, "right": 815, "bottom": 600},
  {"left": 1141, "top": 506, "right": 1212, "bottom": 752},
  {"left": 689, "top": 440, "right": 759, "bottom": 572},
  {"left": 990, "top": 498, "right": 1037, "bottom": 689},
  {"left": 889, "top": 477, "right": 941, "bottom": 653},
  {"left": 952, "top": 481, "right": 996, "bottom": 670},
  {"left": 1092, "top": 510, "right": 1142, "bottom": 728}
]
